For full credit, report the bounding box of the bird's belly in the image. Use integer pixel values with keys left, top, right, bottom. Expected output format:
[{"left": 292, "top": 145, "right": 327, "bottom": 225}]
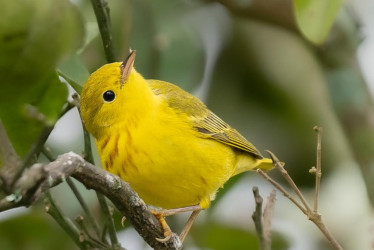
[{"left": 100, "top": 127, "right": 236, "bottom": 209}]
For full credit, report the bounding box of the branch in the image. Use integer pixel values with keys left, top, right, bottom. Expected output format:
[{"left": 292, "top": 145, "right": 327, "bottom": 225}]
[
  {"left": 44, "top": 191, "right": 88, "bottom": 249},
  {"left": 263, "top": 190, "right": 276, "bottom": 249},
  {"left": 258, "top": 132, "right": 343, "bottom": 250},
  {"left": 311, "top": 126, "right": 322, "bottom": 213},
  {"left": 0, "top": 152, "right": 181, "bottom": 250},
  {"left": 251, "top": 186, "right": 265, "bottom": 250},
  {"left": 0, "top": 120, "right": 20, "bottom": 167},
  {"left": 0, "top": 119, "right": 22, "bottom": 191},
  {"left": 90, "top": 0, "right": 116, "bottom": 62},
  {"left": 251, "top": 187, "right": 275, "bottom": 250},
  {"left": 42, "top": 147, "right": 102, "bottom": 240},
  {"left": 9, "top": 102, "right": 74, "bottom": 186}
]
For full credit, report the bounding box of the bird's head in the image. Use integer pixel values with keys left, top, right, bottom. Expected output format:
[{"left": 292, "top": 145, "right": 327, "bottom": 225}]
[{"left": 80, "top": 50, "right": 147, "bottom": 138}]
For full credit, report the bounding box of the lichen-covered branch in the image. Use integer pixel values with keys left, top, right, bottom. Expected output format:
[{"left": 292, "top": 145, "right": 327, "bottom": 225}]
[
  {"left": 251, "top": 187, "right": 275, "bottom": 250},
  {"left": 251, "top": 186, "right": 265, "bottom": 250},
  {"left": 263, "top": 190, "right": 276, "bottom": 249},
  {"left": 0, "top": 152, "right": 181, "bottom": 250}
]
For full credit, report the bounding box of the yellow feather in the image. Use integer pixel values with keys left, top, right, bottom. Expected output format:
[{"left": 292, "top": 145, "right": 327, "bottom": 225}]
[{"left": 80, "top": 57, "right": 273, "bottom": 210}]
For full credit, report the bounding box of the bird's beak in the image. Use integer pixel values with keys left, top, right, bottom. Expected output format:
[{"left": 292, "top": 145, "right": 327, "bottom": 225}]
[{"left": 120, "top": 49, "right": 136, "bottom": 87}]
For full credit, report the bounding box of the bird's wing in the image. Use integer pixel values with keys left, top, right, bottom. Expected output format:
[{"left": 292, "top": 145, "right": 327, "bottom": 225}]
[{"left": 148, "top": 79, "right": 263, "bottom": 159}]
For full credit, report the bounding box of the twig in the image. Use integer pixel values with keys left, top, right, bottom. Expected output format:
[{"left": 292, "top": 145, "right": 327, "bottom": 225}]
[
  {"left": 0, "top": 120, "right": 20, "bottom": 167},
  {"left": 90, "top": 0, "right": 116, "bottom": 62},
  {"left": 312, "top": 126, "right": 322, "bottom": 213},
  {"left": 266, "top": 150, "right": 311, "bottom": 211},
  {"left": 0, "top": 119, "right": 22, "bottom": 191},
  {"left": 42, "top": 147, "right": 102, "bottom": 239},
  {"left": 96, "top": 193, "right": 119, "bottom": 247},
  {"left": 138, "top": 0, "right": 162, "bottom": 78},
  {"left": 75, "top": 216, "right": 110, "bottom": 249},
  {"left": 16, "top": 126, "right": 53, "bottom": 181},
  {"left": 251, "top": 187, "right": 276, "bottom": 250},
  {"left": 69, "top": 178, "right": 102, "bottom": 239},
  {"left": 263, "top": 190, "right": 276, "bottom": 249},
  {"left": 251, "top": 186, "right": 265, "bottom": 250},
  {"left": 73, "top": 93, "right": 119, "bottom": 248},
  {"left": 82, "top": 125, "right": 94, "bottom": 164},
  {"left": 259, "top": 129, "right": 343, "bottom": 250},
  {"left": 13, "top": 103, "right": 74, "bottom": 185},
  {"left": 257, "top": 169, "right": 307, "bottom": 214},
  {"left": 44, "top": 191, "right": 87, "bottom": 249}
]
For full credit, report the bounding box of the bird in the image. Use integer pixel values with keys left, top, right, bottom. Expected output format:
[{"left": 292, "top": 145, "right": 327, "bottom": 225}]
[{"left": 80, "top": 50, "right": 274, "bottom": 243}]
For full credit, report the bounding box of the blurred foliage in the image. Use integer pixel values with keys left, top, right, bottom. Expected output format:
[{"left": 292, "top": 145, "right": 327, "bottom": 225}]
[
  {"left": 293, "top": 0, "right": 343, "bottom": 44},
  {"left": 192, "top": 223, "right": 289, "bottom": 249},
  {"left": 0, "top": 0, "right": 372, "bottom": 249},
  {"left": 0, "top": 0, "right": 84, "bottom": 157},
  {"left": 0, "top": 208, "right": 76, "bottom": 250}
]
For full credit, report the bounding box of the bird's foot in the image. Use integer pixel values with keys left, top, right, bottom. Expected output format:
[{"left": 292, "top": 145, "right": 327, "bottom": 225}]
[{"left": 150, "top": 204, "right": 202, "bottom": 243}]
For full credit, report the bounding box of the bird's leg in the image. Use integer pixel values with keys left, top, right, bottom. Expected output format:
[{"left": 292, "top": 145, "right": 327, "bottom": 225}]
[
  {"left": 150, "top": 204, "right": 202, "bottom": 243},
  {"left": 152, "top": 204, "right": 201, "bottom": 217},
  {"left": 179, "top": 210, "right": 201, "bottom": 242}
]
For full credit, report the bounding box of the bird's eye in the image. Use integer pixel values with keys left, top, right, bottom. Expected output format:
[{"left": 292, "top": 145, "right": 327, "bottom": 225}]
[{"left": 103, "top": 90, "right": 115, "bottom": 103}]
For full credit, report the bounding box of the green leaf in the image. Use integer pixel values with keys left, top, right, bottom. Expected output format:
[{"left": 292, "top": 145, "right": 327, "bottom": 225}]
[
  {"left": 58, "top": 54, "right": 90, "bottom": 93},
  {"left": 293, "top": 0, "right": 343, "bottom": 44},
  {"left": 0, "top": 0, "right": 84, "bottom": 156},
  {"left": 0, "top": 73, "right": 68, "bottom": 157},
  {"left": 77, "top": 22, "right": 100, "bottom": 55},
  {"left": 58, "top": 70, "right": 83, "bottom": 94},
  {"left": 57, "top": 21, "right": 99, "bottom": 93}
]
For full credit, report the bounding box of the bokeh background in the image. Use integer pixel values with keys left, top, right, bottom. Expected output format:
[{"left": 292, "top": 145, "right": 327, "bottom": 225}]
[{"left": 1, "top": 0, "right": 374, "bottom": 249}]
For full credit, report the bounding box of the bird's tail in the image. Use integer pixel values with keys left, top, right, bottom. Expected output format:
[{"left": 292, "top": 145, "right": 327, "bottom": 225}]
[
  {"left": 233, "top": 155, "right": 274, "bottom": 176},
  {"left": 255, "top": 158, "right": 274, "bottom": 171}
]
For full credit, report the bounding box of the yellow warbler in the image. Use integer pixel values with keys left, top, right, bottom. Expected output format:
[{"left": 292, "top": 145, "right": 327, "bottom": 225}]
[{"left": 80, "top": 50, "right": 273, "bottom": 241}]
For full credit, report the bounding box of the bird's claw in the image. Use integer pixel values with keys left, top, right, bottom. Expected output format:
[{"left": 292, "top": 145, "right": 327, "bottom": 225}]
[
  {"left": 121, "top": 216, "right": 126, "bottom": 227},
  {"left": 156, "top": 232, "right": 172, "bottom": 242}
]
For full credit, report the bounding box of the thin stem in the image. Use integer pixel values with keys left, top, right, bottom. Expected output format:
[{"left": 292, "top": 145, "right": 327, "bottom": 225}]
[
  {"left": 0, "top": 119, "right": 20, "bottom": 166},
  {"left": 0, "top": 119, "right": 22, "bottom": 192},
  {"left": 313, "top": 126, "right": 322, "bottom": 213},
  {"left": 262, "top": 142, "right": 343, "bottom": 250},
  {"left": 14, "top": 103, "right": 74, "bottom": 184},
  {"left": 266, "top": 151, "right": 311, "bottom": 211},
  {"left": 45, "top": 191, "right": 87, "bottom": 249},
  {"left": 14, "top": 126, "right": 53, "bottom": 182},
  {"left": 258, "top": 168, "right": 343, "bottom": 249},
  {"left": 96, "top": 193, "right": 119, "bottom": 246},
  {"left": 257, "top": 169, "right": 307, "bottom": 214},
  {"left": 74, "top": 93, "right": 119, "bottom": 247},
  {"left": 138, "top": 0, "right": 161, "bottom": 78},
  {"left": 81, "top": 121, "right": 119, "bottom": 246},
  {"left": 75, "top": 216, "right": 109, "bottom": 249},
  {"left": 309, "top": 215, "right": 343, "bottom": 250},
  {"left": 82, "top": 127, "right": 94, "bottom": 164},
  {"left": 251, "top": 186, "right": 265, "bottom": 250},
  {"left": 42, "top": 147, "right": 102, "bottom": 239},
  {"left": 68, "top": 178, "right": 102, "bottom": 239},
  {"left": 263, "top": 190, "right": 276, "bottom": 250},
  {"left": 90, "top": 0, "right": 116, "bottom": 62}
]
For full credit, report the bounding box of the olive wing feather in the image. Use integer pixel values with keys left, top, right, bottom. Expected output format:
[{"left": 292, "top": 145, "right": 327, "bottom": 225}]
[{"left": 148, "top": 80, "right": 263, "bottom": 159}]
